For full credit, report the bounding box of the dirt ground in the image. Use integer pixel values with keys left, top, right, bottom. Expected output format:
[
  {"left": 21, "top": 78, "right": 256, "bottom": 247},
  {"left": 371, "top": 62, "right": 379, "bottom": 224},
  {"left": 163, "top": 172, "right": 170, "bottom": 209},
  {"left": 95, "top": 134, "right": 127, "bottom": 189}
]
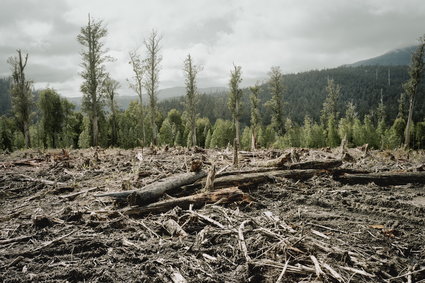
[{"left": 0, "top": 147, "right": 424, "bottom": 282}]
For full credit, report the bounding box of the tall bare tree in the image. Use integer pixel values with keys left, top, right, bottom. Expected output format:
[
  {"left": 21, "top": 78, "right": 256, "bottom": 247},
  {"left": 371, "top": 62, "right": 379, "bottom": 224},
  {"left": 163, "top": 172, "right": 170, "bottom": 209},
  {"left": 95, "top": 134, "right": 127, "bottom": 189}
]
[
  {"left": 144, "top": 29, "right": 162, "bottom": 146},
  {"left": 8, "top": 49, "right": 33, "bottom": 148},
  {"left": 249, "top": 83, "right": 261, "bottom": 150},
  {"left": 183, "top": 54, "right": 201, "bottom": 147},
  {"left": 77, "top": 15, "right": 109, "bottom": 146},
  {"left": 403, "top": 36, "right": 425, "bottom": 148},
  {"left": 129, "top": 49, "right": 146, "bottom": 145},
  {"left": 103, "top": 75, "right": 120, "bottom": 146},
  {"left": 266, "top": 66, "right": 285, "bottom": 135},
  {"left": 228, "top": 64, "right": 243, "bottom": 146}
]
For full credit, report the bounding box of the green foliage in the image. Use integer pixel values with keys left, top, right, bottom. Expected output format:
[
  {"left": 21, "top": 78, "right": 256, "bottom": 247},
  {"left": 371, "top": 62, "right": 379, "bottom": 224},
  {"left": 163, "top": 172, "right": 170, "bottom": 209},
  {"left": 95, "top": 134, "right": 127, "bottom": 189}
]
[
  {"left": 8, "top": 50, "right": 33, "bottom": 148},
  {"left": 321, "top": 79, "right": 341, "bottom": 125},
  {"left": 228, "top": 64, "right": 243, "bottom": 145},
  {"left": 0, "top": 116, "right": 14, "bottom": 151},
  {"left": 196, "top": 117, "right": 211, "bottom": 148},
  {"left": 39, "top": 89, "right": 64, "bottom": 148},
  {"left": 205, "top": 129, "right": 212, "bottom": 148},
  {"left": 78, "top": 116, "right": 91, "bottom": 148},
  {"left": 117, "top": 101, "right": 143, "bottom": 148},
  {"left": 415, "top": 121, "right": 425, "bottom": 148},
  {"left": 240, "top": 126, "right": 252, "bottom": 150},
  {"left": 144, "top": 29, "right": 162, "bottom": 145},
  {"left": 258, "top": 125, "right": 276, "bottom": 148},
  {"left": 266, "top": 66, "right": 285, "bottom": 135},
  {"left": 210, "top": 119, "right": 234, "bottom": 148},
  {"left": 0, "top": 78, "right": 12, "bottom": 116},
  {"left": 326, "top": 115, "right": 340, "bottom": 147},
  {"left": 78, "top": 15, "right": 109, "bottom": 146},
  {"left": 184, "top": 54, "right": 201, "bottom": 146},
  {"left": 402, "top": 36, "right": 425, "bottom": 147},
  {"left": 159, "top": 118, "right": 174, "bottom": 145}
]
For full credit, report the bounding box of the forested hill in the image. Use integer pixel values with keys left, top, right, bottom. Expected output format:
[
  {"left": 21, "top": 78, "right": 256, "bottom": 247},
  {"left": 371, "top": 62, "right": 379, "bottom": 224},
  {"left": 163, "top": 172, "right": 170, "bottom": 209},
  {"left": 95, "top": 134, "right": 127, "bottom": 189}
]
[
  {"left": 1, "top": 65, "right": 423, "bottom": 127},
  {"left": 348, "top": 45, "right": 417, "bottom": 67},
  {"left": 160, "top": 65, "right": 421, "bottom": 126},
  {"left": 0, "top": 78, "right": 11, "bottom": 115}
]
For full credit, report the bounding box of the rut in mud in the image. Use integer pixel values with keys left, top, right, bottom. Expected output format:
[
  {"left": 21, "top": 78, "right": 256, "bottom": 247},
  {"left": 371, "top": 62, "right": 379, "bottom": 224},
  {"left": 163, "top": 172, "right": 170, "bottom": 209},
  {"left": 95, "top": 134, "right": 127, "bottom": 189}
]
[{"left": 0, "top": 147, "right": 424, "bottom": 282}]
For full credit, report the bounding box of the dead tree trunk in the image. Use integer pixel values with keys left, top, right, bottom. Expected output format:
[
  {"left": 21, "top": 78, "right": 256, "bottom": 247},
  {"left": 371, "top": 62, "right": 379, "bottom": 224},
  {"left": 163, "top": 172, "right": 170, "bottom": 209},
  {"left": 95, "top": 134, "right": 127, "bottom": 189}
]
[
  {"left": 335, "top": 171, "right": 425, "bottom": 186},
  {"left": 97, "top": 171, "right": 207, "bottom": 205},
  {"left": 123, "top": 187, "right": 245, "bottom": 216}
]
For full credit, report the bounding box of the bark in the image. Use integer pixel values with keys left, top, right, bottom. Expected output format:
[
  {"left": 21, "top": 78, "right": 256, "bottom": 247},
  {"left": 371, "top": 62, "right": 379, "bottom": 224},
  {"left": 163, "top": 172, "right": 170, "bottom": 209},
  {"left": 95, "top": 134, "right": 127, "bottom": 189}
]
[
  {"left": 250, "top": 153, "right": 291, "bottom": 167},
  {"left": 335, "top": 171, "right": 425, "bottom": 186},
  {"left": 179, "top": 169, "right": 322, "bottom": 195},
  {"left": 123, "top": 187, "right": 245, "bottom": 216},
  {"left": 97, "top": 171, "right": 207, "bottom": 204},
  {"left": 404, "top": 96, "right": 414, "bottom": 147}
]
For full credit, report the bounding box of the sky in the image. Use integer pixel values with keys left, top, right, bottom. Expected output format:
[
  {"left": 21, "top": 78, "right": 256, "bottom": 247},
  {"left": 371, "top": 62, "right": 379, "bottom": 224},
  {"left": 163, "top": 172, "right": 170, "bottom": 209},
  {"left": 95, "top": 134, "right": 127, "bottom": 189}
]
[{"left": 1, "top": 0, "right": 425, "bottom": 97}]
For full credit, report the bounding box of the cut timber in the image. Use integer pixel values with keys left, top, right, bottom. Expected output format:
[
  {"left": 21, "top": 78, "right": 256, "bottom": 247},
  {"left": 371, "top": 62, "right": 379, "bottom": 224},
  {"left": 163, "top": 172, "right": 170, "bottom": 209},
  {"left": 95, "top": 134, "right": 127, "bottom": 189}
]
[
  {"left": 335, "top": 171, "right": 425, "bottom": 186},
  {"left": 123, "top": 187, "right": 245, "bottom": 216},
  {"left": 251, "top": 153, "right": 291, "bottom": 167},
  {"left": 283, "top": 159, "right": 342, "bottom": 170},
  {"left": 96, "top": 171, "right": 207, "bottom": 205},
  {"left": 180, "top": 169, "right": 321, "bottom": 194}
]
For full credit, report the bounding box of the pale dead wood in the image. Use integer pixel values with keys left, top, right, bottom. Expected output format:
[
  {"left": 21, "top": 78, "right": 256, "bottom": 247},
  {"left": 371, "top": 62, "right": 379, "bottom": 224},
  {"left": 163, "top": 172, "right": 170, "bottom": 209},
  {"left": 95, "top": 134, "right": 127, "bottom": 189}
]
[
  {"left": 250, "top": 152, "right": 291, "bottom": 167},
  {"left": 122, "top": 187, "right": 245, "bottom": 217},
  {"left": 237, "top": 220, "right": 251, "bottom": 262},
  {"left": 335, "top": 171, "right": 425, "bottom": 186},
  {"left": 96, "top": 171, "right": 207, "bottom": 204}
]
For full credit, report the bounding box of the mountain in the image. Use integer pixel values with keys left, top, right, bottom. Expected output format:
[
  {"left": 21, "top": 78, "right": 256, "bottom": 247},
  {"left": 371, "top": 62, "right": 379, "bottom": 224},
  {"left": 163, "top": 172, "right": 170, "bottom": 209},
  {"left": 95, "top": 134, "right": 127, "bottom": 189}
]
[
  {"left": 158, "top": 86, "right": 228, "bottom": 100},
  {"left": 65, "top": 86, "right": 229, "bottom": 112},
  {"left": 349, "top": 45, "right": 417, "bottom": 67}
]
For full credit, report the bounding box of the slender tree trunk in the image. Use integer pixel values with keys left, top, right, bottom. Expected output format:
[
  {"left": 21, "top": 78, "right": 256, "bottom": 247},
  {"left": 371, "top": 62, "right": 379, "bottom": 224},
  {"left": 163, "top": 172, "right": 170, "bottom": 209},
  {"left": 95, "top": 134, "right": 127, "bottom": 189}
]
[
  {"left": 251, "top": 128, "right": 257, "bottom": 151},
  {"left": 24, "top": 121, "right": 31, "bottom": 148},
  {"left": 139, "top": 102, "right": 145, "bottom": 146},
  {"left": 92, "top": 114, "right": 99, "bottom": 146},
  {"left": 192, "top": 118, "right": 196, "bottom": 146},
  {"left": 404, "top": 96, "right": 414, "bottom": 147}
]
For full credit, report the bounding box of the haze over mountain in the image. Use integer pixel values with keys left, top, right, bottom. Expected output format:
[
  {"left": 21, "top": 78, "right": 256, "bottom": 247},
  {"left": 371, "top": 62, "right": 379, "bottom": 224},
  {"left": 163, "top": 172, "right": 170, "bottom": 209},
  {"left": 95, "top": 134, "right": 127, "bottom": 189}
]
[{"left": 348, "top": 45, "right": 417, "bottom": 67}]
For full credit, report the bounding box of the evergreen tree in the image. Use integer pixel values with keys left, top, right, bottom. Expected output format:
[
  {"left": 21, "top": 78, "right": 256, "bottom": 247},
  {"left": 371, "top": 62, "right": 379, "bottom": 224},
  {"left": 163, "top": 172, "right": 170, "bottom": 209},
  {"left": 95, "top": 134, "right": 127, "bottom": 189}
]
[
  {"left": 8, "top": 49, "right": 33, "bottom": 148},
  {"left": 210, "top": 119, "right": 234, "bottom": 148},
  {"left": 144, "top": 29, "right": 162, "bottom": 145},
  {"left": 129, "top": 49, "right": 146, "bottom": 146},
  {"left": 0, "top": 116, "right": 14, "bottom": 151},
  {"left": 326, "top": 115, "right": 340, "bottom": 147},
  {"left": 266, "top": 66, "right": 285, "bottom": 135},
  {"left": 403, "top": 35, "right": 425, "bottom": 147},
  {"left": 39, "top": 89, "right": 64, "bottom": 148},
  {"left": 205, "top": 129, "right": 212, "bottom": 148},
  {"left": 183, "top": 54, "right": 201, "bottom": 147},
  {"left": 78, "top": 15, "right": 109, "bottom": 146},
  {"left": 249, "top": 83, "right": 261, "bottom": 150},
  {"left": 228, "top": 64, "right": 243, "bottom": 146},
  {"left": 159, "top": 118, "right": 174, "bottom": 145},
  {"left": 103, "top": 76, "right": 120, "bottom": 146},
  {"left": 321, "top": 79, "right": 341, "bottom": 125},
  {"left": 240, "top": 126, "right": 252, "bottom": 150}
]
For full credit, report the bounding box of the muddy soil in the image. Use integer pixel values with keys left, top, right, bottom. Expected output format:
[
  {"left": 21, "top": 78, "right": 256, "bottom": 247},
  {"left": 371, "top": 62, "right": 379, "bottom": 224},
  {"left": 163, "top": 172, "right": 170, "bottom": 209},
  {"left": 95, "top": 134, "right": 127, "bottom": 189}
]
[{"left": 0, "top": 147, "right": 424, "bottom": 282}]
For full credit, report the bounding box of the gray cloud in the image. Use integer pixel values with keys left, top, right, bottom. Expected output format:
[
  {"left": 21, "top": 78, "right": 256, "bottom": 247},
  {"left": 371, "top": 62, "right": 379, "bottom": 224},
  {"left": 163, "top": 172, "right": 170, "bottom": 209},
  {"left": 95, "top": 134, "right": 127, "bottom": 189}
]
[{"left": 1, "top": 0, "right": 424, "bottom": 97}]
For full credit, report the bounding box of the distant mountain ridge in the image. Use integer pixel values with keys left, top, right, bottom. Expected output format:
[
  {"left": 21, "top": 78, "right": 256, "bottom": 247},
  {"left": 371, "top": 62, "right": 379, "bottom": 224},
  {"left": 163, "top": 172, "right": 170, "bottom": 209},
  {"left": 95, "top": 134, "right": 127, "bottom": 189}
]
[
  {"left": 66, "top": 86, "right": 229, "bottom": 111},
  {"left": 348, "top": 45, "right": 418, "bottom": 67}
]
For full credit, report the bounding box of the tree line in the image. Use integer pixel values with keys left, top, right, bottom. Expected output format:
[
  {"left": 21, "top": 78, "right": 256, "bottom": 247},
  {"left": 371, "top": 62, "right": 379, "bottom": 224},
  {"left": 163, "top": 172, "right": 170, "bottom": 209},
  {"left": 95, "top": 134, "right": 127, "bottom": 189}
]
[{"left": 0, "top": 17, "right": 424, "bottom": 152}]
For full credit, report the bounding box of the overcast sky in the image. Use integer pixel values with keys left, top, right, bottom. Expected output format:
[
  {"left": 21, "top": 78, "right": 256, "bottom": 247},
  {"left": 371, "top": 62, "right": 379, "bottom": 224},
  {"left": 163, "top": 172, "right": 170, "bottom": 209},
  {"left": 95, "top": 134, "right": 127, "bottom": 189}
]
[{"left": 1, "top": 0, "right": 425, "bottom": 97}]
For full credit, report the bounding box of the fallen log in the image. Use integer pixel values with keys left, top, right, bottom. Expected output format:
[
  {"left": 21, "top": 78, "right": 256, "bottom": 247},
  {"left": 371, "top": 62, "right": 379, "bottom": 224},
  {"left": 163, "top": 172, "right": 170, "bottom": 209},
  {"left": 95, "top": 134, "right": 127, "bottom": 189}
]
[
  {"left": 250, "top": 153, "right": 291, "bottom": 167},
  {"left": 283, "top": 159, "right": 342, "bottom": 170},
  {"left": 179, "top": 169, "right": 321, "bottom": 195},
  {"left": 96, "top": 171, "right": 207, "bottom": 205},
  {"left": 122, "top": 187, "right": 246, "bottom": 216},
  {"left": 335, "top": 171, "right": 425, "bottom": 186},
  {"left": 220, "top": 159, "right": 343, "bottom": 176}
]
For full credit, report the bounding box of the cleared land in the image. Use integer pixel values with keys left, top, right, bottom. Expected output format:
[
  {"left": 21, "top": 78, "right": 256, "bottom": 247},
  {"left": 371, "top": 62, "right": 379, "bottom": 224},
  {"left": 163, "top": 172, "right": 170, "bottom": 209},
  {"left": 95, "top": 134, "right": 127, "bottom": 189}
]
[{"left": 0, "top": 147, "right": 424, "bottom": 282}]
